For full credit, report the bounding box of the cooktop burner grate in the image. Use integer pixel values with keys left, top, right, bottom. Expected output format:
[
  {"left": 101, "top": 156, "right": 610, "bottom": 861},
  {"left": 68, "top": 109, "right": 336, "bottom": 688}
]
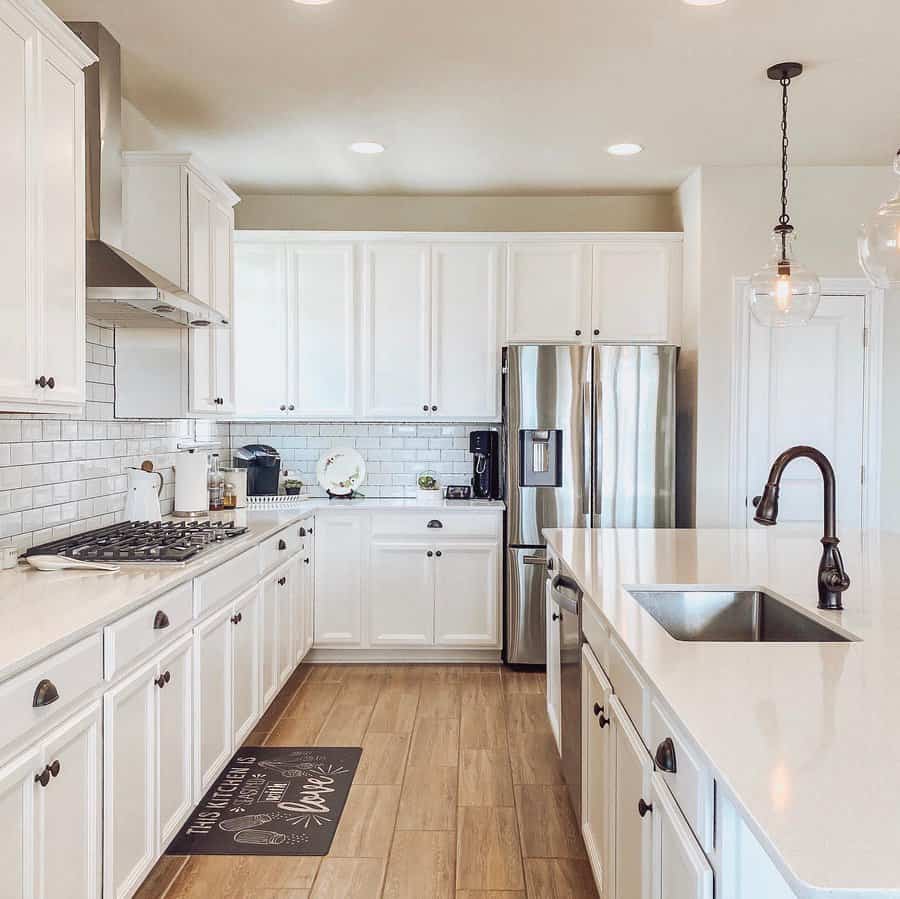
[{"left": 24, "top": 520, "right": 250, "bottom": 564}]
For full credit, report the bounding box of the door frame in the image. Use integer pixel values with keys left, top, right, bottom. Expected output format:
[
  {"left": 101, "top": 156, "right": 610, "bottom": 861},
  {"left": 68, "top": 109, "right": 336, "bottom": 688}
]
[{"left": 729, "top": 277, "right": 884, "bottom": 529}]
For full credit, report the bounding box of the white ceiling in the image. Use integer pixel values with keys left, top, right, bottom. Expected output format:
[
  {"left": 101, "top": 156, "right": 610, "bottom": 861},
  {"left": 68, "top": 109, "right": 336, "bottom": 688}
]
[{"left": 47, "top": 0, "right": 900, "bottom": 196}]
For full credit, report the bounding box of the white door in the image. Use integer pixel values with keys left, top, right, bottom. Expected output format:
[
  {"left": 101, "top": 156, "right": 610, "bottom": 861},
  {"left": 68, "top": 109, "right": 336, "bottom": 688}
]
[
  {"left": 211, "top": 201, "right": 233, "bottom": 319},
  {"left": 314, "top": 514, "right": 363, "bottom": 646},
  {"left": 194, "top": 603, "right": 233, "bottom": 797},
  {"left": 37, "top": 37, "right": 85, "bottom": 407},
  {"left": 0, "top": 744, "right": 39, "bottom": 899},
  {"left": 433, "top": 542, "right": 500, "bottom": 648},
  {"left": 260, "top": 573, "right": 279, "bottom": 707},
  {"left": 612, "top": 697, "right": 653, "bottom": 899},
  {"left": 212, "top": 326, "right": 234, "bottom": 413},
  {"left": 0, "top": 2, "right": 38, "bottom": 406},
  {"left": 430, "top": 244, "right": 501, "bottom": 420},
  {"left": 592, "top": 243, "right": 673, "bottom": 343},
  {"left": 104, "top": 660, "right": 156, "bottom": 899},
  {"left": 292, "top": 552, "right": 308, "bottom": 664},
  {"left": 745, "top": 294, "right": 867, "bottom": 528},
  {"left": 156, "top": 634, "right": 193, "bottom": 849},
  {"left": 234, "top": 242, "right": 293, "bottom": 416},
  {"left": 276, "top": 563, "right": 295, "bottom": 686},
  {"left": 506, "top": 243, "right": 590, "bottom": 343},
  {"left": 291, "top": 244, "right": 356, "bottom": 418},
  {"left": 39, "top": 702, "right": 101, "bottom": 899},
  {"left": 189, "top": 329, "right": 215, "bottom": 414},
  {"left": 362, "top": 243, "right": 430, "bottom": 418},
  {"left": 546, "top": 586, "right": 561, "bottom": 752},
  {"left": 651, "top": 774, "right": 713, "bottom": 899},
  {"left": 582, "top": 646, "right": 614, "bottom": 898},
  {"left": 186, "top": 173, "right": 213, "bottom": 307},
  {"left": 369, "top": 542, "right": 434, "bottom": 646},
  {"left": 231, "top": 587, "right": 261, "bottom": 746},
  {"left": 302, "top": 535, "right": 315, "bottom": 658}
]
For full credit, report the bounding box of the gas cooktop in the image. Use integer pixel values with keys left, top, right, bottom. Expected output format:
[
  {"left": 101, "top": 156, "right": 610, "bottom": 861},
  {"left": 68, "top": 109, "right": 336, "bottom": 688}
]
[{"left": 23, "top": 520, "right": 249, "bottom": 565}]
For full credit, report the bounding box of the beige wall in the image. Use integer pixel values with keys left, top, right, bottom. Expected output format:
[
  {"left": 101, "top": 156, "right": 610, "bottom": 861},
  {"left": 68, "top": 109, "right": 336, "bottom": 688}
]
[
  {"left": 235, "top": 193, "right": 678, "bottom": 232},
  {"left": 681, "top": 165, "right": 898, "bottom": 529},
  {"left": 122, "top": 98, "right": 174, "bottom": 152}
]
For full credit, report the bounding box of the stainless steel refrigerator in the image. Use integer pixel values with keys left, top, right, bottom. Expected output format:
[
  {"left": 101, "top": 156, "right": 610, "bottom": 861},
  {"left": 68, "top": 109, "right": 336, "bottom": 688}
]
[{"left": 504, "top": 343, "right": 677, "bottom": 664}]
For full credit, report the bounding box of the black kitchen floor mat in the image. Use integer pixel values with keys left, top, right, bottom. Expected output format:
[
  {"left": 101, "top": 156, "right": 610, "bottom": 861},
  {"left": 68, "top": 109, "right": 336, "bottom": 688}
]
[{"left": 166, "top": 746, "right": 362, "bottom": 856}]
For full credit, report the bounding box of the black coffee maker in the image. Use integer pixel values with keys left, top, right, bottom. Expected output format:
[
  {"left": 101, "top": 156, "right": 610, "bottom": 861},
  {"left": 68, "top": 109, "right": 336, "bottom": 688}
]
[
  {"left": 469, "top": 430, "right": 500, "bottom": 499},
  {"left": 233, "top": 444, "right": 281, "bottom": 496}
]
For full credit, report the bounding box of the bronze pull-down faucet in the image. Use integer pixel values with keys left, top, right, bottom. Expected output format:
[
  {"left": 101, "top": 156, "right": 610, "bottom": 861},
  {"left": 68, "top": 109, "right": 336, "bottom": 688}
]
[{"left": 752, "top": 445, "right": 851, "bottom": 611}]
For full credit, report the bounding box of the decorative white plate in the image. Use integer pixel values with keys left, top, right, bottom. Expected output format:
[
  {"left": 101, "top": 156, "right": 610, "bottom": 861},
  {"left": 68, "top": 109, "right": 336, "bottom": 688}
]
[{"left": 317, "top": 447, "right": 366, "bottom": 495}]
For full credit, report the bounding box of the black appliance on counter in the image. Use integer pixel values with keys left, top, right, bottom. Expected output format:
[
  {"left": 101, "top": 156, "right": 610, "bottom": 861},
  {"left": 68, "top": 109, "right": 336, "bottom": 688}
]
[
  {"left": 234, "top": 444, "right": 281, "bottom": 496},
  {"left": 469, "top": 430, "right": 500, "bottom": 499}
]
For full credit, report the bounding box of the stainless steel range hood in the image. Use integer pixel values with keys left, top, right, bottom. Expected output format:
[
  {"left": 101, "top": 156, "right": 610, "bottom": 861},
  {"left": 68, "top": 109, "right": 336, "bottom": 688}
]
[{"left": 67, "top": 22, "right": 227, "bottom": 329}]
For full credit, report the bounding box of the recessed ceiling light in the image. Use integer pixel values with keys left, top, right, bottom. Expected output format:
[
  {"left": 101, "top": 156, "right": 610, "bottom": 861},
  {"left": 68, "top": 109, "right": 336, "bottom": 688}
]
[
  {"left": 349, "top": 141, "right": 385, "bottom": 155},
  {"left": 293, "top": 0, "right": 334, "bottom": 5},
  {"left": 607, "top": 143, "right": 643, "bottom": 157},
  {"left": 682, "top": 0, "right": 727, "bottom": 5}
]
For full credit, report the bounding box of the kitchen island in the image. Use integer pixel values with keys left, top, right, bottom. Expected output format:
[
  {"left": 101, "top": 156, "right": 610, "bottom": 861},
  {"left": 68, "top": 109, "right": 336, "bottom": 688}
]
[{"left": 543, "top": 526, "right": 900, "bottom": 898}]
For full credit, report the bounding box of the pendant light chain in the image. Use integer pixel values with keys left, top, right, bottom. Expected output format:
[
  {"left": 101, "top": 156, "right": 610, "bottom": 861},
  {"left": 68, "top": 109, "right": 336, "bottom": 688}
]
[{"left": 779, "top": 76, "right": 791, "bottom": 230}]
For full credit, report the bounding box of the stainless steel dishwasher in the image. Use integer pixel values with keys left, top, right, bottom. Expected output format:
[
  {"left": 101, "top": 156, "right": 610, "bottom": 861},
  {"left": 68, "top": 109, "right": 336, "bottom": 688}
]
[{"left": 550, "top": 572, "right": 583, "bottom": 819}]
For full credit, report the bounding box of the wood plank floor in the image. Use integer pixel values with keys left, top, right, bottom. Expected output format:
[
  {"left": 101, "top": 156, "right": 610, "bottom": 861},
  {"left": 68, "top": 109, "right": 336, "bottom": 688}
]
[{"left": 136, "top": 664, "right": 599, "bottom": 899}]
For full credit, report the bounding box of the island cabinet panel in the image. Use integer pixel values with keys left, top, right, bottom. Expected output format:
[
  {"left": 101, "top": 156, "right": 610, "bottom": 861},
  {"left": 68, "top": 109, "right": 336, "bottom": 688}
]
[
  {"left": 582, "top": 644, "right": 613, "bottom": 897},
  {"left": 611, "top": 696, "right": 653, "bottom": 899},
  {"left": 651, "top": 774, "right": 713, "bottom": 899},
  {"left": 314, "top": 514, "right": 364, "bottom": 646},
  {"left": 546, "top": 585, "right": 562, "bottom": 752}
]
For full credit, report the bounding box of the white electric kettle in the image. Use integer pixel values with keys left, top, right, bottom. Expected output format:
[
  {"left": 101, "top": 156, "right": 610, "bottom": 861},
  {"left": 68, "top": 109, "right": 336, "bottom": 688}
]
[{"left": 124, "top": 465, "right": 164, "bottom": 522}]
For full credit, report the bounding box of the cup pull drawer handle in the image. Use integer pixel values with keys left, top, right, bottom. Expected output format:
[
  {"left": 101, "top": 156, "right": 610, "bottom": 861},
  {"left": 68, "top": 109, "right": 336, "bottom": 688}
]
[
  {"left": 655, "top": 737, "right": 677, "bottom": 774},
  {"left": 153, "top": 610, "right": 170, "bottom": 630},
  {"left": 33, "top": 679, "right": 60, "bottom": 708},
  {"left": 427, "top": 520, "right": 443, "bottom": 529}
]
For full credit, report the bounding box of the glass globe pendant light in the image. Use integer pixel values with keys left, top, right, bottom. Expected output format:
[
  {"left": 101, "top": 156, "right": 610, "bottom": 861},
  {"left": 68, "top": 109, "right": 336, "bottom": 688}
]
[
  {"left": 750, "top": 63, "right": 821, "bottom": 327},
  {"left": 858, "top": 149, "right": 900, "bottom": 288}
]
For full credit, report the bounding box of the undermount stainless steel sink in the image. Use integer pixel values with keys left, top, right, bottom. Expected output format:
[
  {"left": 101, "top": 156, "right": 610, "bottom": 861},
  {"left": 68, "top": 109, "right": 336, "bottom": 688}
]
[{"left": 627, "top": 589, "right": 853, "bottom": 643}]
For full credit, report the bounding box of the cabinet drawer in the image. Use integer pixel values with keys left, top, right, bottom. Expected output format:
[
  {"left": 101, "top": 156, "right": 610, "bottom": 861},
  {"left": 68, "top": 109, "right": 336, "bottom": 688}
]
[
  {"left": 649, "top": 698, "right": 714, "bottom": 852},
  {"left": 194, "top": 546, "right": 259, "bottom": 616},
  {"left": 260, "top": 526, "right": 302, "bottom": 573},
  {"left": 370, "top": 511, "right": 500, "bottom": 539},
  {"left": 104, "top": 582, "right": 193, "bottom": 679},
  {"left": 0, "top": 633, "right": 103, "bottom": 751},
  {"left": 582, "top": 600, "right": 610, "bottom": 674},
  {"left": 609, "top": 635, "right": 649, "bottom": 746}
]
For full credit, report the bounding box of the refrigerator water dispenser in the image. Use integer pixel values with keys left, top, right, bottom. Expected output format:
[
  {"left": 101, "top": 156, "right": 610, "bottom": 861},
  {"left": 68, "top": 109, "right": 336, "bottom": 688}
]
[{"left": 519, "top": 429, "right": 563, "bottom": 487}]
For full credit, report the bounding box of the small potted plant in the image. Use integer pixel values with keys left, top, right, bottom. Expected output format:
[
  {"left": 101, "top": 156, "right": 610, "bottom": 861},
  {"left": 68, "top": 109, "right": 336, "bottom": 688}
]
[
  {"left": 283, "top": 477, "right": 303, "bottom": 496},
  {"left": 416, "top": 470, "right": 441, "bottom": 505}
]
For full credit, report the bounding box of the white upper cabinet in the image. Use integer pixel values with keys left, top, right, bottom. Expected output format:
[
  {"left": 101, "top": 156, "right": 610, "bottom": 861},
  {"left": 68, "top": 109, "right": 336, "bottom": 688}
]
[
  {"left": 234, "top": 242, "right": 291, "bottom": 416},
  {"left": 292, "top": 244, "right": 356, "bottom": 418},
  {"left": 362, "top": 242, "right": 431, "bottom": 418},
  {"left": 506, "top": 243, "right": 591, "bottom": 343},
  {"left": 592, "top": 241, "right": 681, "bottom": 343},
  {"left": 0, "top": 0, "right": 93, "bottom": 414},
  {"left": 430, "top": 244, "right": 501, "bottom": 420}
]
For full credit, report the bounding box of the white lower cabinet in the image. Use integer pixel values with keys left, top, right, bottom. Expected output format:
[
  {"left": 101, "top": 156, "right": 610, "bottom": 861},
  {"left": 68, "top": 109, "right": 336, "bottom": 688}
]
[
  {"left": 229, "top": 587, "right": 261, "bottom": 749},
  {"left": 260, "top": 572, "right": 280, "bottom": 708},
  {"left": 651, "top": 774, "right": 713, "bottom": 899},
  {"left": 104, "top": 634, "right": 192, "bottom": 899},
  {"left": 314, "top": 514, "right": 363, "bottom": 646},
  {"left": 369, "top": 542, "right": 435, "bottom": 646},
  {"left": 276, "top": 562, "right": 295, "bottom": 686},
  {"left": 582, "top": 645, "right": 613, "bottom": 896},
  {"left": 433, "top": 542, "right": 499, "bottom": 647},
  {"left": 546, "top": 585, "right": 562, "bottom": 752},
  {"left": 293, "top": 548, "right": 314, "bottom": 664}
]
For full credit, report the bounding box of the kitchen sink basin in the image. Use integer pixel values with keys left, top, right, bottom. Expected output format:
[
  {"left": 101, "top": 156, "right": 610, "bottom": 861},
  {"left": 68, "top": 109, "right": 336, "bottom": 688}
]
[{"left": 627, "top": 589, "right": 853, "bottom": 642}]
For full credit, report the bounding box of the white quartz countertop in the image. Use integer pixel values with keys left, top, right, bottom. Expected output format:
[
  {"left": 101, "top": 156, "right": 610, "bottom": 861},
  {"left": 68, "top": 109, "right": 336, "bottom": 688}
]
[
  {"left": 0, "top": 497, "right": 504, "bottom": 683},
  {"left": 542, "top": 526, "right": 900, "bottom": 898}
]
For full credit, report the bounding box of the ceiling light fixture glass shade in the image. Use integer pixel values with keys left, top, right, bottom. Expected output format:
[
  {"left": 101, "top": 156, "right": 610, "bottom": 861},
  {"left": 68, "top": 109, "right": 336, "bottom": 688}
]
[
  {"left": 607, "top": 142, "right": 643, "bottom": 156},
  {"left": 858, "top": 150, "right": 900, "bottom": 288},
  {"left": 749, "top": 62, "right": 821, "bottom": 327},
  {"left": 349, "top": 141, "right": 385, "bottom": 154}
]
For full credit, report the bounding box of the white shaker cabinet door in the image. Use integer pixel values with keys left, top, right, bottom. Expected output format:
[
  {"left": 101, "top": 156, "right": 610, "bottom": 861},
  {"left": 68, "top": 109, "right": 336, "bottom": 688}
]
[
  {"left": 651, "top": 774, "right": 713, "bottom": 899},
  {"left": 314, "top": 515, "right": 363, "bottom": 646},
  {"left": 260, "top": 573, "right": 280, "bottom": 708},
  {"left": 430, "top": 244, "right": 501, "bottom": 420},
  {"left": 612, "top": 696, "right": 653, "bottom": 899},
  {"left": 0, "top": 745, "right": 40, "bottom": 899},
  {"left": 234, "top": 242, "right": 293, "bottom": 416},
  {"left": 36, "top": 36, "right": 85, "bottom": 408},
  {"left": 433, "top": 542, "right": 500, "bottom": 648},
  {"left": 231, "top": 587, "right": 261, "bottom": 747},
  {"left": 39, "top": 702, "right": 101, "bottom": 899},
  {"left": 104, "top": 660, "right": 156, "bottom": 899},
  {"left": 291, "top": 244, "right": 356, "bottom": 418},
  {"left": 582, "top": 645, "right": 614, "bottom": 898},
  {"left": 361, "top": 243, "right": 430, "bottom": 418},
  {"left": 187, "top": 173, "right": 213, "bottom": 307},
  {"left": 0, "top": 2, "right": 38, "bottom": 406},
  {"left": 276, "top": 563, "right": 295, "bottom": 687},
  {"left": 156, "top": 634, "right": 194, "bottom": 850},
  {"left": 194, "top": 603, "right": 233, "bottom": 798},
  {"left": 369, "top": 541, "right": 434, "bottom": 647},
  {"left": 592, "top": 243, "right": 676, "bottom": 343},
  {"left": 211, "top": 200, "right": 233, "bottom": 319},
  {"left": 506, "top": 243, "right": 590, "bottom": 343}
]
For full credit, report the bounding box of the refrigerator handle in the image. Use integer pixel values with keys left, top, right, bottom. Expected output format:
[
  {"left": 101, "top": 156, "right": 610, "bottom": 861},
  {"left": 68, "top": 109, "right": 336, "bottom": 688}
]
[
  {"left": 593, "top": 379, "right": 602, "bottom": 522},
  {"left": 582, "top": 380, "right": 592, "bottom": 517}
]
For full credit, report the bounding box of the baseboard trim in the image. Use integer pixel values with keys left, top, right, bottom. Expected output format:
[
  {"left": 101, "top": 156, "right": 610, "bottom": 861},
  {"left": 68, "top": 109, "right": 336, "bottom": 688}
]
[{"left": 306, "top": 648, "right": 502, "bottom": 664}]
